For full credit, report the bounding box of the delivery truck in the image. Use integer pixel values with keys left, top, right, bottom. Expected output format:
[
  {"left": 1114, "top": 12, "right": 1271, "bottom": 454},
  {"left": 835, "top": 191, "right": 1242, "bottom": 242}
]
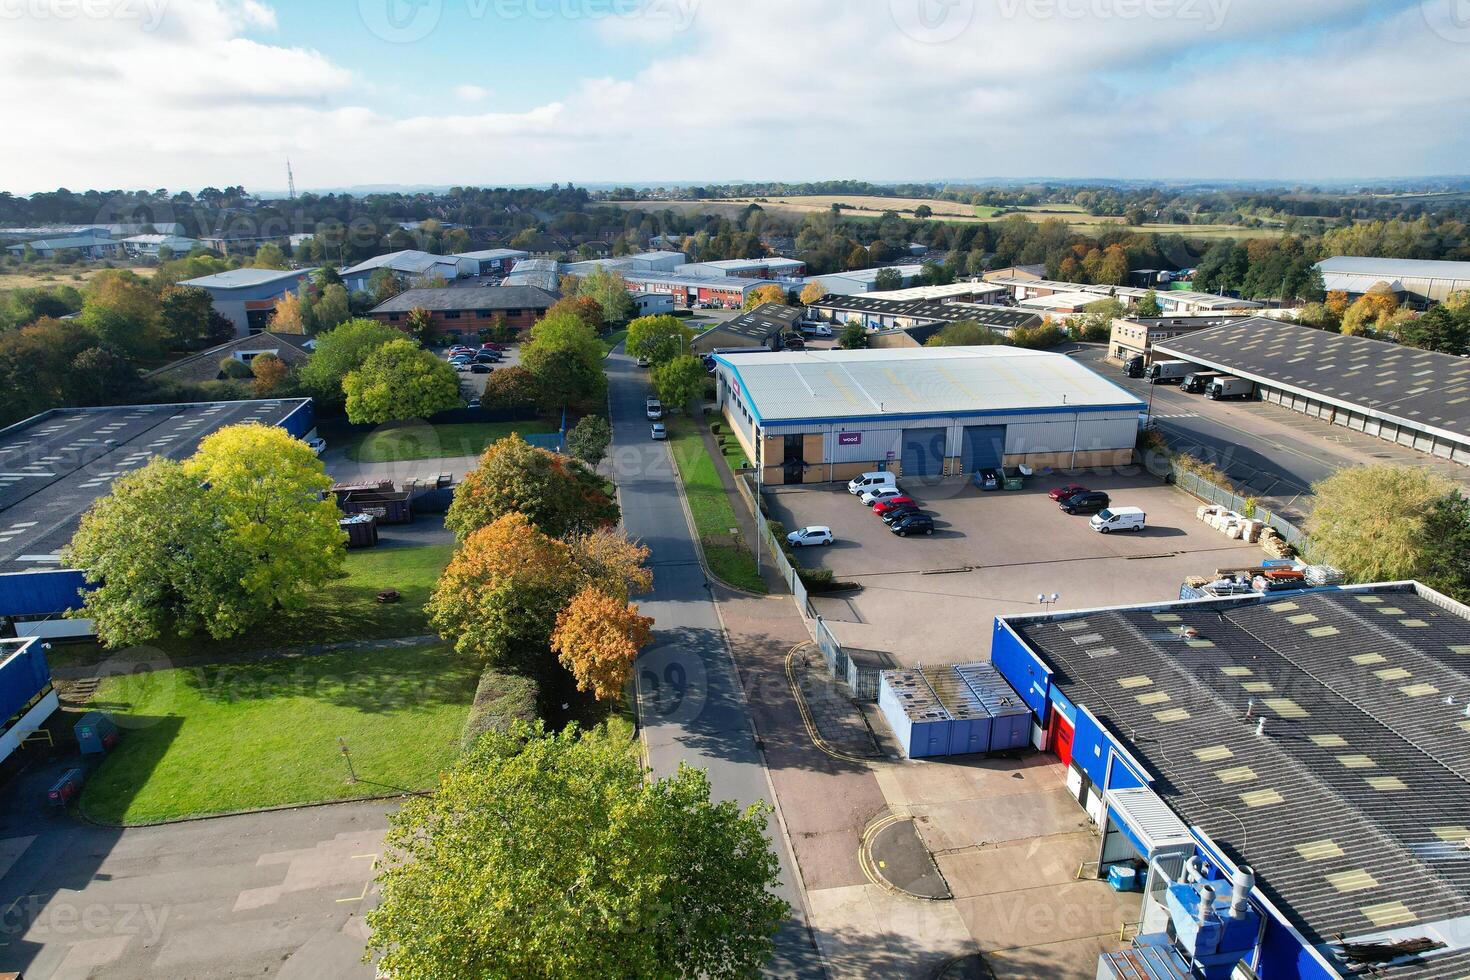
[
  {"left": 1181, "top": 370, "right": 1224, "bottom": 394},
  {"left": 1144, "top": 359, "right": 1193, "bottom": 384},
  {"left": 1205, "top": 376, "right": 1255, "bottom": 400}
]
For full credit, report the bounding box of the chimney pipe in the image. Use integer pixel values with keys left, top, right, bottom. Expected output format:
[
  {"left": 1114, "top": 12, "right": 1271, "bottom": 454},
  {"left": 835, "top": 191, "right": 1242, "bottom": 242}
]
[
  {"left": 1256, "top": 717, "right": 1267, "bottom": 737},
  {"left": 1198, "top": 885, "right": 1216, "bottom": 925},
  {"left": 1230, "top": 867, "right": 1255, "bottom": 920}
]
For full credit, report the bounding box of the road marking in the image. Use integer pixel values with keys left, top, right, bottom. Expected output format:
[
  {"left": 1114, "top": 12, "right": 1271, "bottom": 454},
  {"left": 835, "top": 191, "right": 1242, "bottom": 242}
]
[{"left": 335, "top": 853, "right": 379, "bottom": 903}]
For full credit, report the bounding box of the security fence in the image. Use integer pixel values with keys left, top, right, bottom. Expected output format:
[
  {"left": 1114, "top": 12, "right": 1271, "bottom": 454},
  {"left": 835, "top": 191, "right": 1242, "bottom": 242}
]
[{"left": 1169, "top": 464, "right": 1307, "bottom": 548}]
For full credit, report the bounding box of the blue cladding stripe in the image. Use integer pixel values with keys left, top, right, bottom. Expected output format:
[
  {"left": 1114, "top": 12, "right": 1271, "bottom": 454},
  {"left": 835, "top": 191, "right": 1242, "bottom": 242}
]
[
  {"left": 1072, "top": 709, "right": 1110, "bottom": 786},
  {"left": 278, "top": 398, "right": 315, "bottom": 439},
  {"left": 761, "top": 402, "right": 1145, "bottom": 427},
  {"left": 0, "top": 570, "right": 90, "bottom": 617},
  {"left": 990, "top": 620, "right": 1051, "bottom": 715},
  {"left": 1049, "top": 686, "right": 1078, "bottom": 726},
  {"left": 0, "top": 641, "right": 51, "bottom": 723}
]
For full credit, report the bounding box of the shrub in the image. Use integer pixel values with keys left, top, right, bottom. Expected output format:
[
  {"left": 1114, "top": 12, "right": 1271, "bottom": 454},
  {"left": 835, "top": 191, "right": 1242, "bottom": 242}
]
[
  {"left": 460, "top": 668, "right": 540, "bottom": 752},
  {"left": 797, "top": 567, "right": 835, "bottom": 590}
]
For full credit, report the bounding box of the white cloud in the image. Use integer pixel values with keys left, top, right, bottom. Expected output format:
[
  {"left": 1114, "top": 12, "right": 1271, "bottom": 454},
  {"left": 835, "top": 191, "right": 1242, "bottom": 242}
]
[
  {"left": 3, "top": 0, "right": 1467, "bottom": 192},
  {"left": 454, "top": 84, "right": 492, "bottom": 102}
]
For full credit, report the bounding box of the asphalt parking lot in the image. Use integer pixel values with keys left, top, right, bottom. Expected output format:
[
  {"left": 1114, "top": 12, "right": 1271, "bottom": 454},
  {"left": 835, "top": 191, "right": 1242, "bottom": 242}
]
[
  {"left": 438, "top": 342, "right": 521, "bottom": 398},
  {"left": 765, "top": 471, "right": 1261, "bottom": 663}
]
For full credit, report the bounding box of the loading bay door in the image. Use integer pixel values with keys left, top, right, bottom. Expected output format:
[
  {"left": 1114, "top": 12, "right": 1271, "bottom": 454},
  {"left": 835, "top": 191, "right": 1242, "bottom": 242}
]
[
  {"left": 960, "top": 425, "right": 1006, "bottom": 474},
  {"left": 901, "top": 428, "right": 947, "bottom": 478}
]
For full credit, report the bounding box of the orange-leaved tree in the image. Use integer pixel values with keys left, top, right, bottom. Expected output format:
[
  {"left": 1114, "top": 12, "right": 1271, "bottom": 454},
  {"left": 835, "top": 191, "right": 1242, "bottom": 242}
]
[{"left": 551, "top": 587, "right": 653, "bottom": 700}]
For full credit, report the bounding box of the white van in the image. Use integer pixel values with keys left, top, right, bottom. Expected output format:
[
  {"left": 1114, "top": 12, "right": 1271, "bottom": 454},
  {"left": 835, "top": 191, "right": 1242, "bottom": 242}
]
[
  {"left": 1090, "top": 507, "right": 1146, "bottom": 533},
  {"left": 847, "top": 471, "right": 896, "bottom": 495}
]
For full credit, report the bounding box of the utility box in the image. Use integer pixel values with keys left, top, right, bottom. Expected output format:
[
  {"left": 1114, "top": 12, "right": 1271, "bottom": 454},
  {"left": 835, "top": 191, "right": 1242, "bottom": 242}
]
[
  {"left": 74, "top": 711, "right": 119, "bottom": 755},
  {"left": 48, "top": 768, "right": 83, "bottom": 806}
]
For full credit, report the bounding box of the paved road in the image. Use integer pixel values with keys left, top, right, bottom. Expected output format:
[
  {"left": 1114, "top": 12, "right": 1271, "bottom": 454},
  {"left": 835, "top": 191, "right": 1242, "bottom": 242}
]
[
  {"left": 1067, "top": 345, "right": 1469, "bottom": 521},
  {"left": 605, "top": 349, "right": 823, "bottom": 977}
]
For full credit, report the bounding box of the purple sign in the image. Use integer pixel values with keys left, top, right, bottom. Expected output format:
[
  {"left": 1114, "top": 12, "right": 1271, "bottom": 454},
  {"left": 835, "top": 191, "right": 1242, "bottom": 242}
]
[{"left": 837, "top": 432, "right": 862, "bottom": 446}]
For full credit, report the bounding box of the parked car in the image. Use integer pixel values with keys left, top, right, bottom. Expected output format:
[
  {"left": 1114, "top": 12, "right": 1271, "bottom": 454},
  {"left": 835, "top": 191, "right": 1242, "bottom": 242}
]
[
  {"left": 480, "top": 342, "right": 506, "bottom": 351},
  {"left": 860, "top": 486, "right": 905, "bottom": 506},
  {"left": 880, "top": 504, "right": 923, "bottom": 525},
  {"left": 474, "top": 351, "right": 501, "bottom": 363},
  {"left": 1091, "top": 507, "right": 1146, "bottom": 533},
  {"left": 467, "top": 398, "right": 481, "bottom": 409},
  {"left": 470, "top": 363, "right": 493, "bottom": 373},
  {"left": 786, "top": 525, "right": 833, "bottom": 547},
  {"left": 848, "top": 471, "right": 897, "bottom": 495},
  {"left": 650, "top": 422, "right": 667, "bottom": 440},
  {"left": 798, "top": 322, "right": 833, "bottom": 337},
  {"left": 974, "top": 468, "right": 999, "bottom": 491},
  {"left": 890, "top": 513, "right": 936, "bottom": 536},
  {"left": 1060, "top": 491, "right": 1111, "bottom": 515},
  {"left": 782, "top": 334, "right": 806, "bottom": 350},
  {"left": 1049, "top": 484, "right": 1089, "bottom": 502},
  {"left": 871, "top": 496, "right": 916, "bottom": 515},
  {"left": 646, "top": 398, "right": 663, "bottom": 420},
  {"left": 304, "top": 435, "right": 326, "bottom": 456},
  {"left": 454, "top": 361, "right": 472, "bottom": 372}
]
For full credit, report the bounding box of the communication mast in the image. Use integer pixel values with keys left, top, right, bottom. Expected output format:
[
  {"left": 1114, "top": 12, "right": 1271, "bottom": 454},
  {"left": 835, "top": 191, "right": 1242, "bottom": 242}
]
[{"left": 286, "top": 159, "right": 297, "bottom": 200}]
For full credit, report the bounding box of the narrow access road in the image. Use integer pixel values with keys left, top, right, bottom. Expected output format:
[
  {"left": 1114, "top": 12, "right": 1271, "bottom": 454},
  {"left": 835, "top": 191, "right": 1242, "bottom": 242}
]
[{"left": 605, "top": 348, "right": 824, "bottom": 977}]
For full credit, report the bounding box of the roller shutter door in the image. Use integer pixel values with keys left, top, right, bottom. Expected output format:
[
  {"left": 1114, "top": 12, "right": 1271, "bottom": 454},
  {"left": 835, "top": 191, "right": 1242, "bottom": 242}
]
[
  {"left": 901, "top": 427, "right": 946, "bottom": 478},
  {"left": 959, "top": 425, "right": 1006, "bottom": 474}
]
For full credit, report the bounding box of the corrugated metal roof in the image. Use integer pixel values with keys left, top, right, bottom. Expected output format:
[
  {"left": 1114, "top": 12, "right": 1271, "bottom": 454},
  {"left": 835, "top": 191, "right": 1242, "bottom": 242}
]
[
  {"left": 1105, "top": 787, "right": 1195, "bottom": 855},
  {"left": 718, "top": 347, "right": 1144, "bottom": 423},
  {"left": 180, "top": 268, "right": 314, "bottom": 290},
  {"left": 1318, "top": 256, "right": 1470, "bottom": 282}
]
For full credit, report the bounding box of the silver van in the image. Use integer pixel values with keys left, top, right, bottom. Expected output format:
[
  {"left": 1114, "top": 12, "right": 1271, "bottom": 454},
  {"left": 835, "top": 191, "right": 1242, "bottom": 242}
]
[{"left": 847, "top": 471, "right": 896, "bottom": 495}]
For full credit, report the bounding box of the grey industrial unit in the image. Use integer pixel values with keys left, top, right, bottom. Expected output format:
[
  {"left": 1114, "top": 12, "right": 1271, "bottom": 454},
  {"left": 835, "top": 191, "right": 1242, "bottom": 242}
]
[{"left": 878, "top": 662, "right": 1031, "bottom": 759}]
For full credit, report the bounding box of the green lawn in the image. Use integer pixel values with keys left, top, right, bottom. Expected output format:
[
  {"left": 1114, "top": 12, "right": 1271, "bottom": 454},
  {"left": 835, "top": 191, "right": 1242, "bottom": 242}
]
[
  {"left": 79, "top": 643, "right": 478, "bottom": 824},
  {"left": 666, "top": 419, "right": 766, "bottom": 593},
  {"left": 340, "top": 421, "right": 558, "bottom": 462},
  {"left": 602, "top": 327, "right": 628, "bottom": 355}
]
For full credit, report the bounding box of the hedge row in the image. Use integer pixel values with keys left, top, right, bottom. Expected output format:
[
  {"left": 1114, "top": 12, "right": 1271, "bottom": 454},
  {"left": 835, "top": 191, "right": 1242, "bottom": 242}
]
[{"left": 460, "top": 667, "right": 540, "bottom": 752}]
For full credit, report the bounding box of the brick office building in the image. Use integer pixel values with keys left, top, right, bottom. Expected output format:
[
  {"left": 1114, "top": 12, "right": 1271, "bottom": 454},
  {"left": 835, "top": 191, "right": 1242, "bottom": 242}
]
[{"left": 368, "top": 286, "right": 557, "bottom": 337}]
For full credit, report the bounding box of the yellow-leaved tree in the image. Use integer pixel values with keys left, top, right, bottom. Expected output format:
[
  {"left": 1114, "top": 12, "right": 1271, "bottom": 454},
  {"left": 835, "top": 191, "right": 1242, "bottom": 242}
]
[{"left": 551, "top": 588, "right": 654, "bottom": 701}]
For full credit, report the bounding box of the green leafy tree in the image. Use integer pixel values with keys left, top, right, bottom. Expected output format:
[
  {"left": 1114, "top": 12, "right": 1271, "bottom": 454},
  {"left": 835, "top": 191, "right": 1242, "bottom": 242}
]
[
  {"left": 1307, "top": 465, "right": 1468, "bottom": 592},
  {"left": 158, "top": 285, "right": 233, "bottom": 350},
  {"left": 625, "top": 314, "right": 693, "bottom": 365},
  {"left": 404, "top": 307, "right": 434, "bottom": 344},
  {"left": 1136, "top": 289, "right": 1162, "bottom": 317},
  {"left": 64, "top": 425, "right": 344, "bottom": 646},
  {"left": 924, "top": 320, "right": 1007, "bottom": 347},
  {"left": 78, "top": 270, "right": 165, "bottom": 358},
  {"left": 313, "top": 283, "right": 351, "bottom": 331},
  {"left": 574, "top": 266, "right": 635, "bottom": 325},
  {"left": 873, "top": 267, "right": 903, "bottom": 291},
  {"left": 366, "top": 724, "right": 787, "bottom": 980},
  {"left": 567, "top": 415, "right": 612, "bottom": 467},
  {"left": 446, "top": 434, "right": 617, "bottom": 541},
  {"left": 298, "top": 317, "right": 404, "bottom": 409},
  {"left": 343, "top": 338, "right": 461, "bottom": 424},
  {"left": 368, "top": 267, "right": 403, "bottom": 305},
  {"left": 251, "top": 244, "right": 290, "bottom": 270},
  {"left": 521, "top": 312, "right": 608, "bottom": 413},
  {"left": 913, "top": 204, "right": 933, "bottom": 219},
  {"left": 838, "top": 321, "right": 868, "bottom": 349},
  {"left": 652, "top": 354, "right": 705, "bottom": 409}
]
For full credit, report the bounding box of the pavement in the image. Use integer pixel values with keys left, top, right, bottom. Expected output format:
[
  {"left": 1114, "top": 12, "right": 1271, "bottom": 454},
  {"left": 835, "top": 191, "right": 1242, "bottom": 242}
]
[
  {"left": 605, "top": 346, "right": 825, "bottom": 976},
  {"left": 1067, "top": 344, "right": 1470, "bottom": 520},
  {"left": 0, "top": 775, "right": 388, "bottom": 980}
]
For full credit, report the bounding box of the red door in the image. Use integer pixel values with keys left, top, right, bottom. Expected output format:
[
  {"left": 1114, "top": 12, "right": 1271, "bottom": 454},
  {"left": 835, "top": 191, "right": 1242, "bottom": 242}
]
[{"left": 1048, "top": 710, "right": 1075, "bottom": 766}]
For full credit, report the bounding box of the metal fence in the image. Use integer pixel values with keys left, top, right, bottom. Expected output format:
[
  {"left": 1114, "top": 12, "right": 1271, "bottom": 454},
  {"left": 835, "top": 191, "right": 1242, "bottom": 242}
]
[{"left": 1169, "top": 464, "right": 1307, "bottom": 547}]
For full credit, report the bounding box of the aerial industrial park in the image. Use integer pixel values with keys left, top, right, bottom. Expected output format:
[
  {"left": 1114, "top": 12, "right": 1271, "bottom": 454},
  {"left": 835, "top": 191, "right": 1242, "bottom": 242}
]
[{"left": 3, "top": 2, "right": 1470, "bottom": 979}]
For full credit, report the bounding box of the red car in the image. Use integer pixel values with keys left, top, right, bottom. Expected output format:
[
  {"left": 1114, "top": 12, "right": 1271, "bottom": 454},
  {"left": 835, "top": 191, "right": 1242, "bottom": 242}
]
[
  {"left": 872, "top": 496, "right": 916, "bottom": 514},
  {"left": 480, "top": 342, "right": 507, "bottom": 351},
  {"left": 1049, "top": 484, "right": 1089, "bottom": 502}
]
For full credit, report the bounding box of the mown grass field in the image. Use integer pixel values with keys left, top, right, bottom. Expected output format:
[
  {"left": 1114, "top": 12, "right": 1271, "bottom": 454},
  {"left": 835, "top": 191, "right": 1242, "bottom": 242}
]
[
  {"left": 666, "top": 418, "right": 765, "bottom": 593},
  {"left": 340, "top": 420, "right": 557, "bottom": 462},
  {"left": 79, "top": 643, "right": 477, "bottom": 824}
]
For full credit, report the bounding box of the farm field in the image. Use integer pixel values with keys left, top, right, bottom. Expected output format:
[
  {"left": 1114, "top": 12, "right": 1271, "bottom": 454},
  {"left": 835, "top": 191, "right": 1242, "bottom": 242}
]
[
  {"left": 0, "top": 265, "right": 154, "bottom": 290},
  {"left": 607, "top": 197, "right": 1284, "bottom": 238}
]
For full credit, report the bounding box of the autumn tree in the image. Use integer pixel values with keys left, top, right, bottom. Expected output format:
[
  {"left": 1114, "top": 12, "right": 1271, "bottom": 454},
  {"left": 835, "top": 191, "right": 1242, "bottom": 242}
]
[
  {"left": 250, "top": 352, "right": 289, "bottom": 396},
  {"left": 313, "top": 283, "right": 351, "bottom": 331},
  {"left": 551, "top": 588, "right": 653, "bottom": 700},
  {"left": 546, "top": 295, "right": 604, "bottom": 334},
  {"left": 64, "top": 425, "right": 344, "bottom": 646},
  {"left": 743, "top": 283, "right": 788, "bottom": 310},
  {"left": 366, "top": 724, "right": 787, "bottom": 979},
  {"left": 652, "top": 354, "right": 705, "bottom": 409},
  {"left": 268, "top": 289, "right": 310, "bottom": 335},
  {"left": 343, "top": 338, "right": 461, "bottom": 424},
  {"left": 625, "top": 314, "right": 693, "bottom": 365},
  {"left": 77, "top": 270, "right": 164, "bottom": 358},
  {"left": 404, "top": 307, "right": 434, "bottom": 344},
  {"left": 480, "top": 364, "right": 539, "bottom": 410},
  {"left": 446, "top": 433, "right": 617, "bottom": 541},
  {"left": 799, "top": 281, "right": 827, "bottom": 305},
  {"left": 574, "top": 266, "right": 634, "bottom": 324}
]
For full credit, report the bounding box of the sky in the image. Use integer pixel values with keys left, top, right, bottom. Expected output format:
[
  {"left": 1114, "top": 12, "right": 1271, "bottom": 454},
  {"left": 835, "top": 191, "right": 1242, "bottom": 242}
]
[{"left": 4, "top": 0, "right": 1470, "bottom": 194}]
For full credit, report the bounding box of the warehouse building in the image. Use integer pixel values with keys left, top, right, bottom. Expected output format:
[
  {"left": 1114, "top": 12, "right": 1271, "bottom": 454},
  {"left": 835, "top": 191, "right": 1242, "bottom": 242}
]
[
  {"left": 0, "top": 399, "right": 315, "bottom": 631},
  {"left": 1317, "top": 256, "right": 1470, "bottom": 306},
  {"left": 368, "top": 286, "right": 556, "bottom": 337},
  {"left": 810, "top": 264, "right": 925, "bottom": 295},
  {"left": 179, "top": 267, "right": 317, "bottom": 337},
  {"left": 1154, "top": 318, "right": 1470, "bottom": 465},
  {"left": 452, "top": 248, "right": 529, "bottom": 275},
  {"left": 861, "top": 281, "right": 1009, "bottom": 304},
  {"left": 807, "top": 295, "right": 1042, "bottom": 335},
  {"left": 1107, "top": 313, "right": 1257, "bottom": 365},
  {"left": 713, "top": 347, "right": 1144, "bottom": 485},
  {"left": 565, "top": 250, "right": 688, "bottom": 277},
  {"left": 616, "top": 270, "right": 783, "bottom": 308},
  {"left": 992, "top": 276, "right": 1262, "bottom": 315},
  {"left": 340, "top": 250, "right": 477, "bottom": 292},
  {"left": 503, "top": 257, "right": 562, "bottom": 293},
  {"left": 991, "top": 581, "right": 1470, "bottom": 980},
  {"left": 689, "top": 304, "right": 801, "bottom": 355},
  {"left": 676, "top": 257, "right": 806, "bottom": 279}
]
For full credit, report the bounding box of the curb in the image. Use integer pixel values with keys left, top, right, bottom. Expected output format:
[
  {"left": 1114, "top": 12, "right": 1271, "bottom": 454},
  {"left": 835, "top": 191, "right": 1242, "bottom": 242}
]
[
  {"left": 784, "top": 642, "right": 879, "bottom": 765},
  {"left": 76, "top": 790, "right": 421, "bottom": 830},
  {"left": 858, "top": 810, "right": 952, "bottom": 903},
  {"left": 663, "top": 424, "right": 769, "bottom": 598}
]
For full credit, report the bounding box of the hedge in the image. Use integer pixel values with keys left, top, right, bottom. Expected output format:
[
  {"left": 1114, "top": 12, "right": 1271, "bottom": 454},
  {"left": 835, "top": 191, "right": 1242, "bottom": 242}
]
[{"left": 460, "top": 668, "right": 540, "bottom": 752}]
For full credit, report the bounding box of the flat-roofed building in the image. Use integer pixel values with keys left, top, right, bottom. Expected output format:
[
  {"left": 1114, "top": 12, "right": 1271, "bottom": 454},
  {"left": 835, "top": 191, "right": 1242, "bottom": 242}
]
[
  {"left": 367, "top": 286, "right": 556, "bottom": 337},
  {"left": 1316, "top": 256, "right": 1470, "bottom": 306},
  {"left": 179, "top": 267, "right": 317, "bottom": 337}
]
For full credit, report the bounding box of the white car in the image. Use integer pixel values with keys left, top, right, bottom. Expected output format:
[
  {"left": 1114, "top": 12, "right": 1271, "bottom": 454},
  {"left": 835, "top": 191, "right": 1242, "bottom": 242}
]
[
  {"left": 650, "top": 423, "right": 667, "bottom": 441},
  {"left": 786, "top": 525, "right": 833, "bottom": 547},
  {"left": 636, "top": 356, "right": 651, "bottom": 368},
  {"left": 860, "top": 487, "right": 905, "bottom": 506},
  {"left": 304, "top": 436, "right": 326, "bottom": 456}
]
